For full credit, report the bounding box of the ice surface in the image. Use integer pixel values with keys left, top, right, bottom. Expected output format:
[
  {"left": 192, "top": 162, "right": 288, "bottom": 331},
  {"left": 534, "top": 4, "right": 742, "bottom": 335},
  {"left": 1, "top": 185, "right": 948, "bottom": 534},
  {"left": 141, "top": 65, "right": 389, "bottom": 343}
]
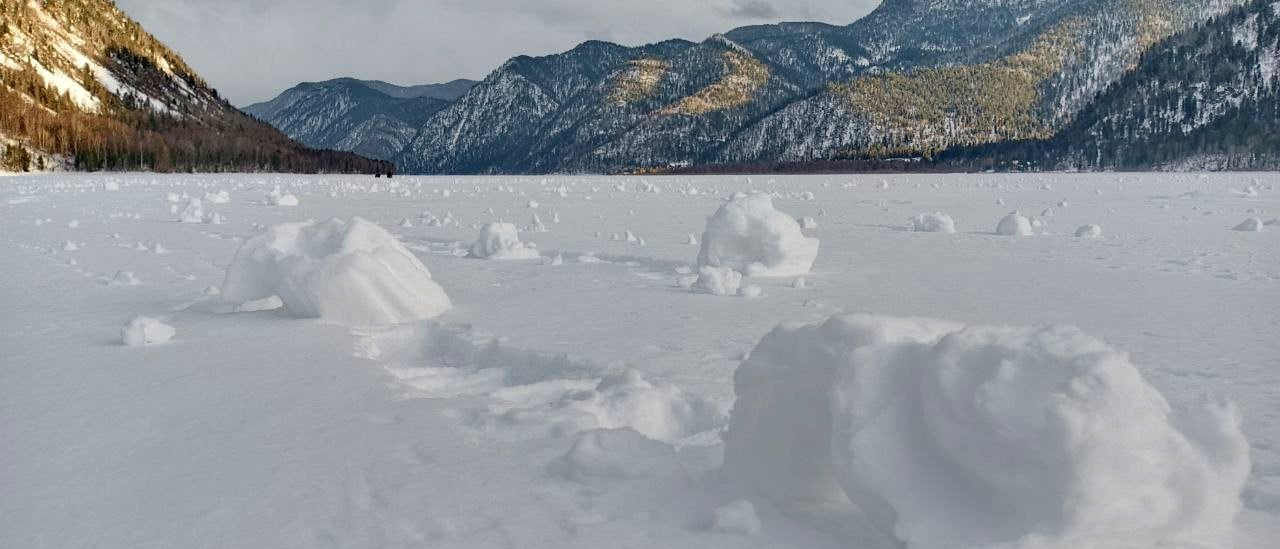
[
  {"left": 221, "top": 217, "right": 451, "bottom": 325},
  {"left": 2, "top": 172, "right": 1276, "bottom": 549}
]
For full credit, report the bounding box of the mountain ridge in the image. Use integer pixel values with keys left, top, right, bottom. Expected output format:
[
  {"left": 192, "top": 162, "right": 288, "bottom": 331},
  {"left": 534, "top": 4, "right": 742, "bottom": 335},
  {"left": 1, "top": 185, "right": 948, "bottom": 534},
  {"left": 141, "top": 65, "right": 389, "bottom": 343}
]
[
  {"left": 241, "top": 77, "right": 477, "bottom": 161},
  {"left": 0, "top": 0, "right": 389, "bottom": 173},
  {"left": 385, "top": 0, "right": 1239, "bottom": 173}
]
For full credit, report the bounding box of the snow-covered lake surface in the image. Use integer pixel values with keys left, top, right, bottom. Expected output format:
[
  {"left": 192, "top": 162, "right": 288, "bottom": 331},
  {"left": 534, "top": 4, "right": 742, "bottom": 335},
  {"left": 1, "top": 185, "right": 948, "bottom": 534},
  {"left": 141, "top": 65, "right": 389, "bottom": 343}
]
[{"left": 2, "top": 172, "right": 1277, "bottom": 548}]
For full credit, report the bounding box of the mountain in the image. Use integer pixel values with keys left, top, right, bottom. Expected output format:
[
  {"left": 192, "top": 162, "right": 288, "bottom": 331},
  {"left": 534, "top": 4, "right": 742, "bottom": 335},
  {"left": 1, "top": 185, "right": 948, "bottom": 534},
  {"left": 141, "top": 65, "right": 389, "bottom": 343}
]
[
  {"left": 389, "top": 0, "right": 1244, "bottom": 174},
  {"left": 0, "top": 0, "right": 389, "bottom": 173},
  {"left": 243, "top": 78, "right": 476, "bottom": 161},
  {"left": 932, "top": 0, "right": 1280, "bottom": 171}
]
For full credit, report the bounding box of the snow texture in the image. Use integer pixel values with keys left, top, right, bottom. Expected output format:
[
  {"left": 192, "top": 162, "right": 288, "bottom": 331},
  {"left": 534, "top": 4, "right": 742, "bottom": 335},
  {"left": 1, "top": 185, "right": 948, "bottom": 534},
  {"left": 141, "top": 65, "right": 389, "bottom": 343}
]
[
  {"left": 221, "top": 217, "right": 451, "bottom": 325},
  {"left": 1075, "top": 224, "right": 1103, "bottom": 238},
  {"left": 697, "top": 193, "right": 819, "bottom": 277},
  {"left": 560, "top": 428, "right": 685, "bottom": 485},
  {"left": 908, "top": 212, "right": 957, "bottom": 233},
  {"left": 693, "top": 265, "right": 743, "bottom": 296},
  {"left": 1233, "top": 218, "right": 1264, "bottom": 232},
  {"left": 725, "top": 314, "right": 1250, "bottom": 549},
  {"left": 468, "top": 222, "right": 540, "bottom": 259},
  {"left": 120, "top": 316, "right": 175, "bottom": 346},
  {"left": 711, "top": 500, "right": 763, "bottom": 536},
  {"left": 996, "top": 211, "right": 1034, "bottom": 236}
]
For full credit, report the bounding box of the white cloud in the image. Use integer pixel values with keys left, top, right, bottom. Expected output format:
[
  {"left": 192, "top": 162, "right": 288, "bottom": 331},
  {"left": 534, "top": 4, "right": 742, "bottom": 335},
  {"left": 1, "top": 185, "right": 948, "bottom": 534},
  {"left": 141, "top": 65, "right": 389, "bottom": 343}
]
[{"left": 115, "top": 0, "right": 880, "bottom": 105}]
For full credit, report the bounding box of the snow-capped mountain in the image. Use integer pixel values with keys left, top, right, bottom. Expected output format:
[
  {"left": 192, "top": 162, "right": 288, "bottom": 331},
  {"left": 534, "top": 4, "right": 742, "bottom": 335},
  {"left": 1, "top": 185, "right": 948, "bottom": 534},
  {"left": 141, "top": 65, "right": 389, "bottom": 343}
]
[
  {"left": 0, "top": 0, "right": 388, "bottom": 173},
  {"left": 1051, "top": 0, "right": 1280, "bottom": 170},
  {"left": 934, "top": 0, "right": 1280, "bottom": 171},
  {"left": 382, "top": 0, "right": 1244, "bottom": 174},
  {"left": 243, "top": 79, "right": 475, "bottom": 161}
]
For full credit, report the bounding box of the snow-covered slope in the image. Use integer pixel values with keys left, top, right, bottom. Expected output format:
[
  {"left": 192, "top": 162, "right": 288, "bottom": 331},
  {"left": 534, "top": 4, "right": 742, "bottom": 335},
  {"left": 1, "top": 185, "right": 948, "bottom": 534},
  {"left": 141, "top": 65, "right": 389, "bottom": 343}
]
[
  {"left": 243, "top": 79, "right": 475, "bottom": 161},
  {"left": 935, "top": 0, "right": 1280, "bottom": 171},
  {"left": 0, "top": 0, "right": 388, "bottom": 173},
  {"left": 393, "top": 0, "right": 1244, "bottom": 174}
]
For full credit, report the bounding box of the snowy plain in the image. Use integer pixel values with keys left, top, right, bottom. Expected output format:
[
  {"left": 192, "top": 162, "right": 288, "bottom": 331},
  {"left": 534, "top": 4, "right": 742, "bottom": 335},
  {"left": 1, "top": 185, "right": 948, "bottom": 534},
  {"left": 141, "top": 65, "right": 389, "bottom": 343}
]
[{"left": 1, "top": 172, "right": 1277, "bottom": 548}]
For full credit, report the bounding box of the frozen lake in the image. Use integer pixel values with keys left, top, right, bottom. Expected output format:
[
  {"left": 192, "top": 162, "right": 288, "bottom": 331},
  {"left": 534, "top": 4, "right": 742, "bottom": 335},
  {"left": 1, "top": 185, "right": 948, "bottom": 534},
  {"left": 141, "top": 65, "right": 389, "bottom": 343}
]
[{"left": 2, "top": 172, "right": 1276, "bottom": 548}]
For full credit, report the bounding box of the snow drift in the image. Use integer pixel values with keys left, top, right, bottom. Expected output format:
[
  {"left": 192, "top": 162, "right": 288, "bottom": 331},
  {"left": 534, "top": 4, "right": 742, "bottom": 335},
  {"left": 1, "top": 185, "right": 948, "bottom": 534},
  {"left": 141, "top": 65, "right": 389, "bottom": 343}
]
[
  {"left": 996, "top": 211, "right": 1034, "bottom": 236},
  {"left": 1233, "top": 218, "right": 1264, "bottom": 232},
  {"left": 559, "top": 428, "right": 687, "bottom": 488},
  {"left": 468, "top": 222, "right": 539, "bottom": 259},
  {"left": 697, "top": 193, "right": 819, "bottom": 277},
  {"left": 121, "top": 316, "right": 175, "bottom": 346},
  {"left": 692, "top": 265, "right": 742, "bottom": 296},
  {"left": 1075, "top": 224, "right": 1103, "bottom": 238},
  {"left": 908, "top": 212, "right": 956, "bottom": 233},
  {"left": 221, "top": 217, "right": 451, "bottom": 325},
  {"left": 724, "top": 315, "right": 1250, "bottom": 549}
]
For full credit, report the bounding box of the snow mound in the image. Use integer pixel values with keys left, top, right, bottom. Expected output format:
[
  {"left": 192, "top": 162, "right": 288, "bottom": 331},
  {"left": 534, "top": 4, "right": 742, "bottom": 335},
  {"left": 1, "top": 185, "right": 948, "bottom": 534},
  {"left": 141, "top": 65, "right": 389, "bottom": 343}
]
[
  {"left": 692, "top": 265, "right": 742, "bottom": 296},
  {"left": 560, "top": 428, "right": 685, "bottom": 485},
  {"left": 1075, "top": 224, "right": 1102, "bottom": 238},
  {"left": 725, "top": 315, "right": 1250, "bottom": 549},
  {"left": 996, "top": 211, "right": 1033, "bottom": 236},
  {"left": 121, "top": 316, "right": 175, "bottom": 346},
  {"left": 711, "top": 500, "right": 762, "bottom": 536},
  {"left": 468, "top": 222, "right": 539, "bottom": 259},
  {"left": 1232, "top": 217, "right": 1264, "bottom": 232},
  {"left": 179, "top": 198, "right": 203, "bottom": 223},
  {"left": 265, "top": 186, "right": 299, "bottom": 206},
  {"left": 568, "top": 368, "right": 721, "bottom": 443},
  {"left": 203, "top": 190, "right": 230, "bottom": 204},
  {"left": 908, "top": 212, "right": 956, "bottom": 233},
  {"left": 220, "top": 217, "right": 451, "bottom": 326},
  {"left": 107, "top": 271, "right": 141, "bottom": 286},
  {"left": 697, "top": 193, "right": 819, "bottom": 277}
]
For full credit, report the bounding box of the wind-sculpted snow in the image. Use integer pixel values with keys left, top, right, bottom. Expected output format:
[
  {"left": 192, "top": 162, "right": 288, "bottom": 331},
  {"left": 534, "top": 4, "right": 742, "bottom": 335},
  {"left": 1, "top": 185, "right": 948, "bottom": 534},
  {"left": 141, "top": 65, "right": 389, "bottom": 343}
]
[
  {"left": 468, "top": 222, "right": 539, "bottom": 259},
  {"left": 697, "top": 193, "right": 818, "bottom": 277},
  {"left": 726, "top": 314, "right": 1251, "bottom": 549},
  {"left": 221, "top": 217, "right": 451, "bottom": 325},
  {"left": 2, "top": 172, "right": 1276, "bottom": 549},
  {"left": 360, "top": 323, "right": 726, "bottom": 444}
]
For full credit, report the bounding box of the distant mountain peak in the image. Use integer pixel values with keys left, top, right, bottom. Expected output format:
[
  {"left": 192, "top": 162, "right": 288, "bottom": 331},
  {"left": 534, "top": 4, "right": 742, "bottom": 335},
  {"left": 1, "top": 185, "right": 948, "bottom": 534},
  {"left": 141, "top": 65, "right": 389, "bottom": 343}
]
[{"left": 242, "top": 78, "right": 476, "bottom": 161}]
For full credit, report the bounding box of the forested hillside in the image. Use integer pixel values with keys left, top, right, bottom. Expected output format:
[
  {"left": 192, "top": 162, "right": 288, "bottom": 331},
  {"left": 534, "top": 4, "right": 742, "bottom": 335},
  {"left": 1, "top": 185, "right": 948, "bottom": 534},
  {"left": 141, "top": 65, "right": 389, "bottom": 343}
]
[
  {"left": 933, "top": 0, "right": 1280, "bottom": 171},
  {"left": 0, "top": 0, "right": 389, "bottom": 173},
  {"left": 242, "top": 78, "right": 475, "bottom": 161}
]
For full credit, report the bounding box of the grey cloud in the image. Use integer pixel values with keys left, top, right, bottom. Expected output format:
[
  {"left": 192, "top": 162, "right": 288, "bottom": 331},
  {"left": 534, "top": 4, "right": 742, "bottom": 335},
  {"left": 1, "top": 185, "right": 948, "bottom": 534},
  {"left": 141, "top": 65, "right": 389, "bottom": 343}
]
[{"left": 722, "top": 0, "right": 781, "bottom": 19}]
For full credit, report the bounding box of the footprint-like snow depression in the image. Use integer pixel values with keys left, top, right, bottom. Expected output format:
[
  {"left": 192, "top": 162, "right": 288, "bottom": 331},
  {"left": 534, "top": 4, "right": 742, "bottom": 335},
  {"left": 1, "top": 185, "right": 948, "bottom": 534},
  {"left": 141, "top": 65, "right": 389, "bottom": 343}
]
[{"left": 1, "top": 172, "right": 1277, "bottom": 548}]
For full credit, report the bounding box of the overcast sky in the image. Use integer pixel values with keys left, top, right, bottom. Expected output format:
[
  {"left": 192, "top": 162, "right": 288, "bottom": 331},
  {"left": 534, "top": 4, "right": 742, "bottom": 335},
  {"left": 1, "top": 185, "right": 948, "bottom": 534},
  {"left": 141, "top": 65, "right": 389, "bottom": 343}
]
[{"left": 114, "top": 0, "right": 881, "bottom": 106}]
